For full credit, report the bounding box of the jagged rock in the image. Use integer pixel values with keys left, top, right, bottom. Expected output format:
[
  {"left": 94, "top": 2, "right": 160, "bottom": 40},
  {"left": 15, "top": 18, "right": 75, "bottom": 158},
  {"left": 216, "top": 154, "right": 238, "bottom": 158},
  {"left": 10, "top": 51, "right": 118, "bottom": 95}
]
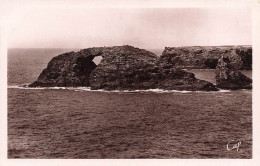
[
  {"left": 89, "top": 46, "right": 159, "bottom": 90},
  {"left": 29, "top": 49, "right": 101, "bottom": 87},
  {"left": 155, "top": 68, "right": 218, "bottom": 91},
  {"left": 29, "top": 45, "right": 218, "bottom": 91},
  {"left": 161, "top": 46, "right": 252, "bottom": 69},
  {"left": 215, "top": 56, "right": 252, "bottom": 89},
  {"left": 89, "top": 45, "right": 218, "bottom": 91}
]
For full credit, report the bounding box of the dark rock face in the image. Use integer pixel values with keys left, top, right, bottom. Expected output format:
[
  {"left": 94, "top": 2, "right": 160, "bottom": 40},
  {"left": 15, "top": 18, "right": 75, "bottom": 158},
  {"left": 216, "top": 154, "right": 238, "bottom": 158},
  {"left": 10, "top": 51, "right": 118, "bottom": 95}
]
[
  {"left": 154, "top": 68, "right": 218, "bottom": 91},
  {"left": 29, "top": 45, "right": 218, "bottom": 91},
  {"left": 29, "top": 49, "right": 100, "bottom": 87},
  {"left": 204, "top": 58, "right": 219, "bottom": 69},
  {"left": 215, "top": 56, "right": 252, "bottom": 89},
  {"left": 162, "top": 46, "right": 252, "bottom": 70},
  {"left": 89, "top": 46, "right": 159, "bottom": 90},
  {"left": 89, "top": 45, "right": 218, "bottom": 91}
]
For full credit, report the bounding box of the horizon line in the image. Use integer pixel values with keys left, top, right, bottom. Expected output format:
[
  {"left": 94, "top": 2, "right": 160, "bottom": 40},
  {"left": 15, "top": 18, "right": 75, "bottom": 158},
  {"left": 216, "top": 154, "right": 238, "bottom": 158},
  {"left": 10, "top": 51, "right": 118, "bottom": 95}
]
[{"left": 8, "top": 44, "right": 252, "bottom": 50}]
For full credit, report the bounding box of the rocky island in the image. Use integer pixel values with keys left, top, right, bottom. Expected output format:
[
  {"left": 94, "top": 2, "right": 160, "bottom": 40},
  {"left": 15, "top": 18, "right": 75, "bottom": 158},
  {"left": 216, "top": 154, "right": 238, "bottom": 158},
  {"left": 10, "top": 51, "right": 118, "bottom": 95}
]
[
  {"left": 162, "top": 46, "right": 252, "bottom": 69},
  {"left": 29, "top": 45, "right": 252, "bottom": 91},
  {"left": 29, "top": 45, "right": 218, "bottom": 91},
  {"left": 215, "top": 56, "right": 252, "bottom": 89}
]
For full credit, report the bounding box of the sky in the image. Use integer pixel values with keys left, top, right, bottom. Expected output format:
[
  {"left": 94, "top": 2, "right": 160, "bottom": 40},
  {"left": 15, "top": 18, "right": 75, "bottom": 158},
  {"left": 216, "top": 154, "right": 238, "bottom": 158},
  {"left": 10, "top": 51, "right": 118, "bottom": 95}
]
[{"left": 6, "top": 8, "right": 252, "bottom": 49}]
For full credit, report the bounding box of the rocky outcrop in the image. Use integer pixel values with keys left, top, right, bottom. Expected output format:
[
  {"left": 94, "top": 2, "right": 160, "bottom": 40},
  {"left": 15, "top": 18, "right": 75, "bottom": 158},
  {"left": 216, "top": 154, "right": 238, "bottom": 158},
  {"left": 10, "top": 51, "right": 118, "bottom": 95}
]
[
  {"left": 152, "top": 68, "right": 218, "bottom": 91},
  {"left": 215, "top": 56, "right": 252, "bottom": 89},
  {"left": 29, "top": 49, "right": 101, "bottom": 87},
  {"left": 89, "top": 45, "right": 218, "bottom": 91},
  {"left": 29, "top": 45, "right": 218, "bottom": 91},
  {"left": 161, "top": 46, "right": 252, "bottom": 70},
  {"left": 89, "top": 46, "right": 159, "bottom": 90}
]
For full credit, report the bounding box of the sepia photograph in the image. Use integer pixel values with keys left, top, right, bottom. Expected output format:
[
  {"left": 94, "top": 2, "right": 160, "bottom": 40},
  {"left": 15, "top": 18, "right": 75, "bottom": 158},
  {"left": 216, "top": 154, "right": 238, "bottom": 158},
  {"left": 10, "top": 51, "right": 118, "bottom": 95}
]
[{"left": 1, "top": 1, "right": 257, "bottom": 162}]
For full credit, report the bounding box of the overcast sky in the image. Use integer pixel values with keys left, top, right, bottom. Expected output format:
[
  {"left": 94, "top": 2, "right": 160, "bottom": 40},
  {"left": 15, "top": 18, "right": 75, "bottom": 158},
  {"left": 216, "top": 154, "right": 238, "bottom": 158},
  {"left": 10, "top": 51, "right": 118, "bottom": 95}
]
[{"left": 7, "top": 8, "right": 251, "bottom": 49}]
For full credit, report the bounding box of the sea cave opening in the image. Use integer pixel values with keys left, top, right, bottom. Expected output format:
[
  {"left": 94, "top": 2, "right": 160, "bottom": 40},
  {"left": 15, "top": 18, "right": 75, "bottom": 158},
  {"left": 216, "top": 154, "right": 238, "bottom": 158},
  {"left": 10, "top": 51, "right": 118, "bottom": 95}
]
[{"left": 93, "top": 56, "right": 103, "bottom": 65}]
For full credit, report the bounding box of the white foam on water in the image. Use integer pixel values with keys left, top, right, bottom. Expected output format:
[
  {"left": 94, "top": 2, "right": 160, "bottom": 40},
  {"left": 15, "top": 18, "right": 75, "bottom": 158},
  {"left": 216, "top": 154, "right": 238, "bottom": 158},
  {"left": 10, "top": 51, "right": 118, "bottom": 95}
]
[
  {"left": 218, "top": 89, "right": 231, "bottom": 93},
  {"left": 8, "top": 85, "right": 75, "bottom": 90},
  {"left": 9, "top": 85, "right": 249, "bottom": 94},
  {"left": 8, "top": 85, "right": 20, "bottom": 89},
  {"left": 8, "top": 85, "right": 45, "bottom": 90}
]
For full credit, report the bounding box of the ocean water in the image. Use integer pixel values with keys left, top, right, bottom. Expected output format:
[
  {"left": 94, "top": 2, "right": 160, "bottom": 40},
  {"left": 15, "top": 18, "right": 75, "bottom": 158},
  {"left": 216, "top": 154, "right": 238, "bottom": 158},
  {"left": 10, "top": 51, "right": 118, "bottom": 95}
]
[{"left": 8, "top": 48, "right": 252, "bottom": 158}]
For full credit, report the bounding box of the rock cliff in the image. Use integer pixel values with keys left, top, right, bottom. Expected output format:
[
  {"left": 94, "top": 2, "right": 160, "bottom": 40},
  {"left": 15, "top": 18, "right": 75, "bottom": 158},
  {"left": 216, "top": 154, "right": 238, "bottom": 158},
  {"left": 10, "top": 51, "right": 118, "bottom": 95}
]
[
  {"left": 161, "top": 46, "right": 252, "bottom": 70},
  {"left": 215, "top": 56, "right": 252, "bottom": 89},
  {"left": 89, "top": 46, "right": 218, "bottom": 91},
  {"left": 89, "top": 46, "right": 159, "bottom": 90},
  {"left": 29, "top": 45, "right": 218, "bottom": 91},
  {"left": 29, "top": 49, "right": 101, "bottom": 87}
]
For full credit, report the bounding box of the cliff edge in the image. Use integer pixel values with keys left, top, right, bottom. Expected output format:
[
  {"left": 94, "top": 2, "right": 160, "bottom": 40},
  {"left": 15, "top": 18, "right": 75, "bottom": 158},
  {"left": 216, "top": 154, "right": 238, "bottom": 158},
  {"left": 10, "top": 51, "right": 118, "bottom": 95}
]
[{"left": 161, "top": 46, "right": 252, "bottom": 70}]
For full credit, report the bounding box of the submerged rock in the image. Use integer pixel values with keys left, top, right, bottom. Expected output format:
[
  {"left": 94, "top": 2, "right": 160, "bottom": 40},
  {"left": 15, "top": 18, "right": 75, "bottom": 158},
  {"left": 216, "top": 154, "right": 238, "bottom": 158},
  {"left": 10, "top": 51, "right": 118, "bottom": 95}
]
[
  {"left": 215, "top": 56, "right": 252, "bottom": 89},
  {"left": 29, "top": 45, "right": 218, "bottom": 91},
  {"left": 162, "top": 46, "right": 252, "bottom": 70}
]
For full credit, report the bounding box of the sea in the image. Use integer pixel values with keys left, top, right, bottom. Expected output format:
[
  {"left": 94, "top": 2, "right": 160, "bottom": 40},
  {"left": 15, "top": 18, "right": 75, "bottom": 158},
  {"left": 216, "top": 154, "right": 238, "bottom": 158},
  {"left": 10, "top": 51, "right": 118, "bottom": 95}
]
[{"left": 8, "top": 48, "right": 252, "bottom": 158}]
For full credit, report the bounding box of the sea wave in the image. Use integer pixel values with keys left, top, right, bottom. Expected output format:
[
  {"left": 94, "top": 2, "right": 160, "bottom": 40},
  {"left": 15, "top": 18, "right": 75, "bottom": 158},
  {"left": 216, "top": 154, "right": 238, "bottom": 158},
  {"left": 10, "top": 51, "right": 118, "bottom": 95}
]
[{"left": 6, "top": 84, "right": 245, "bottom": 94}]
